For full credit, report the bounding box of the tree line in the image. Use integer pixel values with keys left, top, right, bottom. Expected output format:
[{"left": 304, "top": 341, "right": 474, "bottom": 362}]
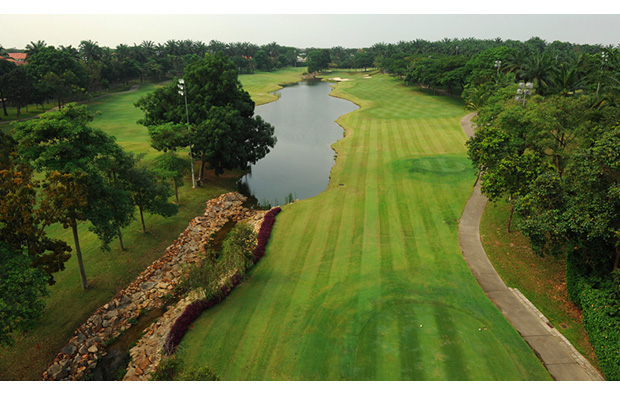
[{"left": 0, "top": 39, "right": 301, "bottom": 120}]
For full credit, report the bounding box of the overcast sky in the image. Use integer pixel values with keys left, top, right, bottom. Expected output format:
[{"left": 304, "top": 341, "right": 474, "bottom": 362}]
[{"left": 2, "top": 2, "right": 620, "bottom": 50}]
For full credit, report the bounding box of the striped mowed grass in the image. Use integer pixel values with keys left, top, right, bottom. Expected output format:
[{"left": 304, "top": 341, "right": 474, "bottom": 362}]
[{"left": 177, "top": 72, "right": 551, "bottom": 380}]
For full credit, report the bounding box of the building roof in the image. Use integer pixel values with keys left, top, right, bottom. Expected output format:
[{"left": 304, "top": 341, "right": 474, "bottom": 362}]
[{"left": 0, "top": 53, "right": 28, "bottom": 65}]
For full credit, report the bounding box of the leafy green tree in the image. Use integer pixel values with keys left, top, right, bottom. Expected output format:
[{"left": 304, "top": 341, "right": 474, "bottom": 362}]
[
  {"left": 0, "top": 242, "right": 50, "bottom": 346},
  {"left": 152, "top": 153, "right": 188, "bottom": 205},
  {"left": 307, "top": 49, "right": 331, "bottom": 73},
  {"left": 14, "top": 105, "right": 136, "bottom": 289},
  {"left": 1, "top": 66, "right": 33, "bottom": 119},
  {"left": 148, "top": 122, "right": 188, "bottom": 153},
  {"left": 124, "top": 164, "right": 178, "bottom": 233},
  {"left": 0, "top": 164, "right": 72, "bottom": 284},
  {"left": 136, "top": 52, "right": 276, "bottom": 181},
  {"left": 25, "top": 46, "right": 87, "bottom": 108},
  {"left": 519, "top": 127, "right": 620, "bottom": 272},
  {"left": 352, "top": 51, "right": 373, "bottom": 71},
  {"left": 38, "top": 171, "right": 89, "bottom": 289},
  {"left": 0, "top": 57, "right": 16, "bottom": 117}
]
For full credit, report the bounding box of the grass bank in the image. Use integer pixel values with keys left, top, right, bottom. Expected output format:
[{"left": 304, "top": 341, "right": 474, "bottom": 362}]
[
  {"left": 177, "top": 72, "right": 551, "bottom": 380},
  {"left": 0, "top": 70, "right": 303, "bottom": 380},
  {"left": 479, "top": 199, "right": 599, "bottom": 369},
  {"left": 239, "top": 67, "right": 307, "bottom": 105}
]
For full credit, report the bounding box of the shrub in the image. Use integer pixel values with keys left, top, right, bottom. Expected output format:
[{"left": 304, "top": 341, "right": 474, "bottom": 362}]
[
  {"left": 253, "top": 207, "right": 281, "bottom": 264},
  {"left": 220, "top": 222, "right": 255, "bottom": 274},
  {"left": 580, "top": 275, "right": 620, "bottom": 381},
  {"left": 164, "top": 299, "right": 209, "bottom": 355},
  {"left": 175, "top": 365, "right": 219, "bottom": 381},
  {"left": 149, "top": 356, "right": 219, "bottom": 381},
  {"left": 149, "top": 356, "right": 181, "bottom": 381}
]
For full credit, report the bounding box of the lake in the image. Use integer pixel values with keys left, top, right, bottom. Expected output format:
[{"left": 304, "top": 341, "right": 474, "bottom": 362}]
[{"left": 238, "top": 79, "right": 358, "bottom": 206}]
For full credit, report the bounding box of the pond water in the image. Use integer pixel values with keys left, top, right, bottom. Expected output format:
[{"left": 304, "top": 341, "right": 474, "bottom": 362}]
[{"left": 238, "top": 79, "right": 358, "bottom": 207}]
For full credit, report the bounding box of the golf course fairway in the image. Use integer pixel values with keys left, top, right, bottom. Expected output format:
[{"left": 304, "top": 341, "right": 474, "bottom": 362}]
[{"left": 177, "top": 72, "right": 552, "bottom": 380}]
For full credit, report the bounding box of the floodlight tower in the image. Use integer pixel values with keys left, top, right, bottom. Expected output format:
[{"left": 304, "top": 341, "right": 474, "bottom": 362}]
[
  {"left": 515, "top": 82, "right": 534, "bottom": 107},
  {"left": 178, "top": 79, "right": 196, "bottom": 188}
]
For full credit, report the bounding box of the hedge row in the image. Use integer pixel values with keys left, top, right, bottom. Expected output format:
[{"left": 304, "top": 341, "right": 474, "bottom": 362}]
[
  {"left": 252, "top": 207, "right": 281, "bottom": 264},
  {"left": 163, "top": 207, "right": 281, "bottom": 355},
  {"left": 580, "top": 281, "right": 620, "bottom": 380},
  {"left": 566, "top": 248, "right": 620, "bottom": 380},
  {"left": 163, "top": 272, "right": 242, "bottom": 355}
]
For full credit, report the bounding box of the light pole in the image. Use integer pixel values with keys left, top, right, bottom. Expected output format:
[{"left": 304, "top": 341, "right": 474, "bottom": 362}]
[
  {"left": 515, "top": 82, "right": 533, "bottom": 107},
  {"left": 494, "top": 60, "right": 502, "bottom": 76},
  {"left": 596, "top": 51, "right": 608, "bottom": 95},
  {"left": 178, "top": 79, "right": 196, "bottom": 188}
]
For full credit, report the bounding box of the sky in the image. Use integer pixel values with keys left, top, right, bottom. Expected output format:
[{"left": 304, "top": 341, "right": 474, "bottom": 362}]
[{"left": 2, "top": 2, "right": 620, "bottom": 50}]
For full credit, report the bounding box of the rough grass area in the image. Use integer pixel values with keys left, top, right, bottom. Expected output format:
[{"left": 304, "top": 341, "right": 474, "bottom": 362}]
[
  {"left": 176, "top": 72, "right": 551, "bottom": 380},
  {"left": 479, "top": 199, "right": 600, "bottom": 371}
]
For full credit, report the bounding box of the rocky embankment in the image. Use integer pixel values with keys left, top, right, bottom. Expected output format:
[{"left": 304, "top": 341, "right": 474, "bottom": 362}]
[{"left": 42, "top": 192, "right": 264, "bottom": 381}]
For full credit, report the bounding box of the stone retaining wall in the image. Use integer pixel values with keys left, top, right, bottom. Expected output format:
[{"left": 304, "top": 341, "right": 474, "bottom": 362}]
[
  {"left": 123, "top": 210, "right": 268, "bottom": 381},
  {"left": 42, "top": 192, "right": 260, "bottom": 381}
]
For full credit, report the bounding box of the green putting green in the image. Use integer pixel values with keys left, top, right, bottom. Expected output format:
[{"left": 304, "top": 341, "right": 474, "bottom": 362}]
[{"left": 177, "top": 72, "right": 551, "bottom": 380}]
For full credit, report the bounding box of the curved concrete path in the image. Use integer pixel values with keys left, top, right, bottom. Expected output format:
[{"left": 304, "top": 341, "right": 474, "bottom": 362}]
[{"left": 458, "top": 112, "right": 604, "bottom": 381}]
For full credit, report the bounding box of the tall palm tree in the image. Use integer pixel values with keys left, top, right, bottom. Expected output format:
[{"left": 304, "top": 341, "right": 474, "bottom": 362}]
[
  {"left": 78, "top": 40, "right": 102, "bottom": 63},
  {"left": 59, "top": 45, "right": 80, "bottom": 61},
  {"left": 521, "top": 53, "right": 558, "bottom": 95},
  {"left": 25, "top": 40, "right": 47, "bottom": 56},
  {"left": 550, "top": 63, "right": 584, "bottom": 96},
  {"left": 504, "top": 49, "right": 528, "bottom": 79}
]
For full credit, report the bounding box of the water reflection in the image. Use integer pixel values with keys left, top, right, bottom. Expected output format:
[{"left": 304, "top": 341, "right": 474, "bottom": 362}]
[{"left": 238, "top": 79, "right": 358, "bottom": 207}]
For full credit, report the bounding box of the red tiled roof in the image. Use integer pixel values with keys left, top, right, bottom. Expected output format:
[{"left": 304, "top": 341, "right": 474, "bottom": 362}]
[{"left": 0, "top": 53, "right": 28, "bottom": 65}]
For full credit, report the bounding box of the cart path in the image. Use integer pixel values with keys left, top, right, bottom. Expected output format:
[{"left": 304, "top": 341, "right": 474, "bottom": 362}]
[{"left": 458, "top": 112, "right": 604, "bottom": 381}]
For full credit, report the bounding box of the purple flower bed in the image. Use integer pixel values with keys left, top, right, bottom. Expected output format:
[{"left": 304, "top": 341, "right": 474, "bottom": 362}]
[
  {"left": 252, "top": 207, "right": 281, "bottom": 264},
  {"left": 164, "top": 207, "right": 281, "bottom": 355}
]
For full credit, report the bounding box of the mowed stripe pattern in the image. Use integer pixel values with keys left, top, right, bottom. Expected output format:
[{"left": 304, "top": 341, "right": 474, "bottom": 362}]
[{"left": 178, "top": 73, "right": 551, "bottom": 380}]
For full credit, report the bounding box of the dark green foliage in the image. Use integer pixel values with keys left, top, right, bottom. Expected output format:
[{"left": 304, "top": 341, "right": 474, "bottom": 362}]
[
  {"left": 0, "top": 243, "right": 50, "bottom": 346},
  {"left": 579, "top": 273, "right": 620, "bottom": 380},
  {"left": 185, "top": 250, "right": 220, "bottom": 295},
  {"left": 152, "top": 153, "right": 188, "bottom": 205},
  {"left": 136, "top": 52, "right": 276, "bottom": 178},
  {"left": 149, "top": 356, "right": 181, "bottom": 381},
  {"left": 149, "top": 356, "right": 218, "bottom": 381},
  {"left": 175, "top": 365, "right": 219, "bottom": 381},
  {"left": 0, "top": 158, "right": 72, "bottom": 284},
  {"left": 220, "top": 222, "right": 255, "bottom": 275},
  {"left": 123, "top": 163, "right": 178, "bottom": 233},
  {"left": 13, "top": 105, "right": 142, "bottom": 287},
  {"left": 307, "top": 49, "right": 331, "bottom": 73},
  {"left": 0, "top": 65, "right": 33, "bottom": 119},
  {"left": 25, "top": 46, "right": 88, "bottom": 107}
]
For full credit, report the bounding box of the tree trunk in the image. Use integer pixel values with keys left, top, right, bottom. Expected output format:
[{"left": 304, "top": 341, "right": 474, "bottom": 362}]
[
  {"left": 198, "top": 158, "right": 205, "bottom": 186},
  {"left": 117, "top": 227, "right": 125, "bottom": 251},
  {"left": 71, "top": 218, "right": 89, "bottom": 290},
  {"left": 0, "top": 87, "right": 7, "bottom": 116},
  {"left": 614, "top": 247, "right": 619, "bottom": 272},
  {"left": 507, "top": 195, "right": 514, "bottom": 234},
  {"left": 173, "top": 178, "right": 179, "bottom": 205},
  {"left": 16, "top": 106, "right": 21, "bottom": 120},
  {"left": 139, "top": 205, "right": 146, "bottom": 233}
]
